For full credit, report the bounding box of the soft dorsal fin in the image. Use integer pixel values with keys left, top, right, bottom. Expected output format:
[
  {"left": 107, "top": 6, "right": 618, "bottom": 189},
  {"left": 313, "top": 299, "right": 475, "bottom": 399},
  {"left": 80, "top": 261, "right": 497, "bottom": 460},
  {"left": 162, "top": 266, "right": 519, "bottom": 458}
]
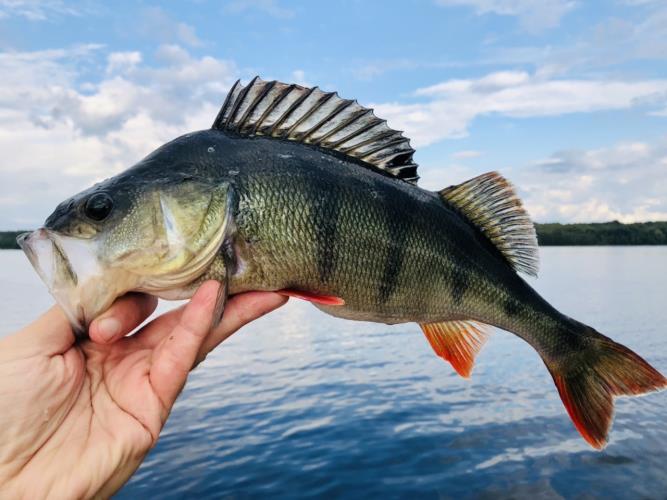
[
  {"left": 212, "top": 76, "right": 419, "bottom": 184},
  {"left": 439, "top": 172, "right": 539, "bottom": 277}
]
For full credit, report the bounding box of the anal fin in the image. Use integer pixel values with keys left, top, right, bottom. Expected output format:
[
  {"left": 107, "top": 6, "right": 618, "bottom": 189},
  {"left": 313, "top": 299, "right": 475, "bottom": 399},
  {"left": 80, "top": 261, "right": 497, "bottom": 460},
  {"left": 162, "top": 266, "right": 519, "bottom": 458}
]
[{"left": 420, "top": 320, "right": 491, "bottom": 378}]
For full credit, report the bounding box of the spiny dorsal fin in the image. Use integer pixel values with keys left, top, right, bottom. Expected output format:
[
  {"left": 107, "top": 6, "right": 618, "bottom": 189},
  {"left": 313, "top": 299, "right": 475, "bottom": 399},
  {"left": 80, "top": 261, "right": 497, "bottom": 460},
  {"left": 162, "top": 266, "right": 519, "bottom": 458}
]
[
  {"left": 439, "top": 172, "right": 539, "bottom": 277},
  {"left": 420, "top": 320, "right": 491, "bottom": 378},
  {"left": 212, "top": 76, "right": 419, "bottom": 184}
]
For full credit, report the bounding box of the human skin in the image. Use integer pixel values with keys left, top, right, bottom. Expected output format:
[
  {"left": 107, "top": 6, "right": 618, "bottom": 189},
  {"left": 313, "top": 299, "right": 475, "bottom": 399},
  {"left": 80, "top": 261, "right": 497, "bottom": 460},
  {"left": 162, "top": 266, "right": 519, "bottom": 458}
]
[{"left": 0, "top": 281, "right": 287, "bottom": 499}]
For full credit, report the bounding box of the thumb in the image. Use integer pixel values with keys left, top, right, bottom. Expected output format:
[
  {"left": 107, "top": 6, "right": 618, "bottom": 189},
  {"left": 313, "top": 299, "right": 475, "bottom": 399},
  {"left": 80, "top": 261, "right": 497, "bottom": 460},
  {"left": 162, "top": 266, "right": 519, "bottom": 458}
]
[{"left": 89, "top": 293, "right": 158, "bottom": 344}]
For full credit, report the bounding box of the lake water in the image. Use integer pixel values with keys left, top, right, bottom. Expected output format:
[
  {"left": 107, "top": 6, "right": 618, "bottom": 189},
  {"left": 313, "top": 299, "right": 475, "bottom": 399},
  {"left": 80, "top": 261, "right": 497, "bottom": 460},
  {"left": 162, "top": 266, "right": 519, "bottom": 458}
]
[{"left": 1, "top": 247, "right": 666, "bottom": 499}]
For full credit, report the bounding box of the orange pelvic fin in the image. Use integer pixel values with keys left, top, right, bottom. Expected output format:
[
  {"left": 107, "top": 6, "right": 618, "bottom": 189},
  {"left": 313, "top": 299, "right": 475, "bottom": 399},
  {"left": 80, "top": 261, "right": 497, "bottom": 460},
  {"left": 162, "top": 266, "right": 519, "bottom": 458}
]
[
  {"left": 419, "top": 320, "right": 491, "bottom": 378},
  {"left": 278, "top": 289, "right": 345, "bottom": 306}
]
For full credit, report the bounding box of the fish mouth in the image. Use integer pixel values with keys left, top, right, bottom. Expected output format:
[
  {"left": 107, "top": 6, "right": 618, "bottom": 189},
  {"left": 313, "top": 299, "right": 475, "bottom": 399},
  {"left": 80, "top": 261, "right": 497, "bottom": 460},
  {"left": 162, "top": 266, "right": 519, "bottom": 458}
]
[{"left": 18, "top": 228, "right": 98, "bottom": 337}]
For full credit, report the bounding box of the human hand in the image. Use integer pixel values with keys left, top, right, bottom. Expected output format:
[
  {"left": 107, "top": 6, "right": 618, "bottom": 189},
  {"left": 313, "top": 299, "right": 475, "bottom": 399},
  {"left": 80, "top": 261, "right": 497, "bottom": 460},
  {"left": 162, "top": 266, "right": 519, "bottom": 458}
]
[{"left": 0, "top": 281, "right": 287, "bottom": 498}]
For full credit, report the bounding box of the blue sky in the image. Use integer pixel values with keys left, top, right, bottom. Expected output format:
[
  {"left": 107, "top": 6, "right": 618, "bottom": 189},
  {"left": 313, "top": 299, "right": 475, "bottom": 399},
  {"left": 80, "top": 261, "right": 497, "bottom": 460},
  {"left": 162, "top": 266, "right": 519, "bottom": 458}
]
[{"left": 1, "top": 0, "right": 666, "bottom": 228}]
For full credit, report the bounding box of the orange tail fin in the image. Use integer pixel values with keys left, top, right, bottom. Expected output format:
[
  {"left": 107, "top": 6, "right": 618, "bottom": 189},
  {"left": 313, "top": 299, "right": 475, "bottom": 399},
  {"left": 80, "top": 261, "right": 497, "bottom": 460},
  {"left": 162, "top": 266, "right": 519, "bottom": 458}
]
[{"left": 547, "top": 329, "right": 666, "bottom": 449}]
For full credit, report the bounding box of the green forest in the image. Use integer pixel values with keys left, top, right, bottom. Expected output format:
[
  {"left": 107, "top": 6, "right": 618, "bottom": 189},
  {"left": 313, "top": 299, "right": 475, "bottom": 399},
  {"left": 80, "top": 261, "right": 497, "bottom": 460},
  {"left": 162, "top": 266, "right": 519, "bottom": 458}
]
[
  {"left": 535, "top": 221, "right": 667, "bottom": 245},
  {"left": 0, "top": 231, "right": 26, "bottom": 249},
  {"left": 2, "top": 221, "right": 667, "bottom": 249}
]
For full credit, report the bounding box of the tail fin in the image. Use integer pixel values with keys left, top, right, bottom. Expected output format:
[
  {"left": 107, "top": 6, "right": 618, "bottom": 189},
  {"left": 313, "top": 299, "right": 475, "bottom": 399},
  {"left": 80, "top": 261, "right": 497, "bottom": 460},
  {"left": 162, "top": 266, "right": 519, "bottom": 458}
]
[{"left": 546, "top": 326, "right": 666, "bottom": 449}]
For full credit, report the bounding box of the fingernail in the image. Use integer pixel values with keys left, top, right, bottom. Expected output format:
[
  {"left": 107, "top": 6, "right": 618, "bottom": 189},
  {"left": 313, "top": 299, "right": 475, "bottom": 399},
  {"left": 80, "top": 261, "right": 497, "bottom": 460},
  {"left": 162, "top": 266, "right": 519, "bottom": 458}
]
[{"left": 97, "top": 317, "right": 121, "bottom": 342}]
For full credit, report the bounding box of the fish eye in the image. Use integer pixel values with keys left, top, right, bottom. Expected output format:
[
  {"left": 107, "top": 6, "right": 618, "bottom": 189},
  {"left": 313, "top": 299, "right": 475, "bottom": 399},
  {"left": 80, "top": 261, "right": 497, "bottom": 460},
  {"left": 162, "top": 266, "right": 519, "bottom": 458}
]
[{"left": 84, "top": 193, "right": 114, "bottom": 221}]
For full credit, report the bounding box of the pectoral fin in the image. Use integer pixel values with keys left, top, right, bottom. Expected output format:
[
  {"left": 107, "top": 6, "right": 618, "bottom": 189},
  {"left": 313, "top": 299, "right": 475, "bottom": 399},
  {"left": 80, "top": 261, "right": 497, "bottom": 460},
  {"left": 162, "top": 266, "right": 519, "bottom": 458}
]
[
  {"left": 212, "top": 276, "right": 228, "bottom": 330},
  {"left": 420, "top": 320, "right": 491, "bottom": 378}
]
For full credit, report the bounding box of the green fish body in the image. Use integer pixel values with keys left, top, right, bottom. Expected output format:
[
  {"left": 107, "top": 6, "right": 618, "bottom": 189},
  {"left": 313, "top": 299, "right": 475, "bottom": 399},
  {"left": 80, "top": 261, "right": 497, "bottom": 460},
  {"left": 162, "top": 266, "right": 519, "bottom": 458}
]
[
  {"left": 187, "top": 133, "right": 537, "bottom": 329},
  {"left": 19, "top": 77, "right": 666, "bottom": 449}
]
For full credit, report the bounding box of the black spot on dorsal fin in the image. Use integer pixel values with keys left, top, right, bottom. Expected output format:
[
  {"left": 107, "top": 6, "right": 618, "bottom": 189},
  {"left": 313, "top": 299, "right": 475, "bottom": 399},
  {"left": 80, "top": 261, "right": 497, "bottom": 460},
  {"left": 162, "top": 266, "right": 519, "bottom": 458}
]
[{"left": 212, "top": 76, "right": 420, "bottom": 184}]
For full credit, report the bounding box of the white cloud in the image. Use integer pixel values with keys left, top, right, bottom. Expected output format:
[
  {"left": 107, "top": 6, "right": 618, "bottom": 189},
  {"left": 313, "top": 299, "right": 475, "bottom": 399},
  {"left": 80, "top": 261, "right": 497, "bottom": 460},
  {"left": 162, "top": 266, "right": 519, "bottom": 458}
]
[
  {"left": 0, "top": 44, "right": 237, "bottom": 229},
  {"left": 105, "top": 51, "right": 142, "bottom": 75},
  {"left": 435, "top": 0, "right": 576, "bottom": 32},
  {"left": 583, "top": 5, "right": 667, "bottom": 64},
  {"left": 0, "top": 0, "right": 80, "bottom": 20},
  {"left": 28, "top": 45, "right": 238, "bottom": 137},
  {"left": 1, "top": 45, "right": 666, "bottom": 229},
  {"left": 351, "top": 3, "right": 667, "bottom": 82},
  {"left": 291, "top": 69, "right": 308, "bottom": 86},
  {"left": 141, "top": 6, "right": 204, "bottom": 48},
  {"left": 417, "top": 137, "right": 667, "bottom": 223},
  {"left": 515, "top": 139, "right": 667, "bottom": 222},
  {"left": 478, "top": 2, "right": 667, "bottom": 77},
  {"left": 352, "top": 59, "right": 426, "bottom": 81},
  {"left": 372, "top": 70, "right": 667, "bottom": 147},
  {"left": 416, "top": 71, "right": 532, "bottom": 95},
  {"left": 451, "top": 150, "right": 482, "bottom": 159},
  {"left": 0, "top": 44, "right": 101, "bottom": 83},
  {"left": 622, "top": 0, "right": 657, "bottom": 4},
  {"left": 225, "top": 0, "right": 295, "bottom": 19}
]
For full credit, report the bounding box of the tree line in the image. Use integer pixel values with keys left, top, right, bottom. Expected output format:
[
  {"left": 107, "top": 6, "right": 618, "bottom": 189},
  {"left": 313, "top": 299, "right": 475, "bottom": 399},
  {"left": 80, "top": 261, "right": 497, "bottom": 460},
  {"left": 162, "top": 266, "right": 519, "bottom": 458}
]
[
  {"left": 535, "top": 221, "right": 667, "bottom": 245},
  {"left": 0, "top": 231, "right": 26, "bottom": 249},
  {"left": 2, "top": 221, "right": 667, "bottom": 249}
]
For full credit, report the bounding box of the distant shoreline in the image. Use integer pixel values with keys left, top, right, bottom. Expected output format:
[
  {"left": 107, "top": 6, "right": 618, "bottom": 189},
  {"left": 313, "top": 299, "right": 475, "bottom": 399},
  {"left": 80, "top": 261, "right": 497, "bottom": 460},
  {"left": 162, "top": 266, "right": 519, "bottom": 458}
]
[
  {"left": 2, "top": 221, "right": 667, "bottom": 249},
  {"left": 0, "top": 231, "right": 27, "bottom": 250},
  {"left": 534, "top": 221, "right": 667, "bottom": 246}
]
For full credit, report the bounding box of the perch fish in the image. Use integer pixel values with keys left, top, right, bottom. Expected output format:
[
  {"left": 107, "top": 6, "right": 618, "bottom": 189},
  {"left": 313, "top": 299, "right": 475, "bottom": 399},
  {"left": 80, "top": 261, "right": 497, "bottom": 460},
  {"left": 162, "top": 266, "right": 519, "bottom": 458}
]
[{"left": 19, "top": 77, "right": 666, "bottom": 449}]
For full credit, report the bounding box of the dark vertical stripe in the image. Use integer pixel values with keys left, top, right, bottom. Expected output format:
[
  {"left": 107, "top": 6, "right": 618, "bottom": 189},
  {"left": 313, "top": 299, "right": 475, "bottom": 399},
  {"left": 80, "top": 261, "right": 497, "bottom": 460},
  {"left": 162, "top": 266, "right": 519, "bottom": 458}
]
[
  {"left": 503, "top": 297, "right": 521, "bottom": 317},
  {"left": 379, "top": 190, "right": 409, "bottom": 304},
  {"left": 308, "top": 177, "right": 341, "bottom": 284},
  {"left": 450, "top": 266, "right": 469, "bottom": 305}
]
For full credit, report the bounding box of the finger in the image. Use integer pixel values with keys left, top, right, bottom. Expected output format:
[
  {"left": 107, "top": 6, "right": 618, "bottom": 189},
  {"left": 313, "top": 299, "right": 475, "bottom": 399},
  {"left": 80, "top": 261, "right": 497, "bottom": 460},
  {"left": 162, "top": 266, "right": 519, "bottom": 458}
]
[
  {"left": 88, "top": 293, "right": 158, "bottom": 344},
  {"left": 194, "top": 292, "right": 288, "bottom": 366},
  {"left": 149, "top": 281, "right": 220, "bottom": 411},
  {"left": 134, "top": 291, "right": 287, "bottom": 350}
]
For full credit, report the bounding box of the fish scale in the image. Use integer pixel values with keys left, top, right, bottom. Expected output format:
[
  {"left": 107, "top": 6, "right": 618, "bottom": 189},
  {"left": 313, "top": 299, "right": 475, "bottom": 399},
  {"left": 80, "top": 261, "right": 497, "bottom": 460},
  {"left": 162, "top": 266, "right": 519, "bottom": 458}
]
[{"left": 220, "top": 136, "right": 539, "bottom": 327}]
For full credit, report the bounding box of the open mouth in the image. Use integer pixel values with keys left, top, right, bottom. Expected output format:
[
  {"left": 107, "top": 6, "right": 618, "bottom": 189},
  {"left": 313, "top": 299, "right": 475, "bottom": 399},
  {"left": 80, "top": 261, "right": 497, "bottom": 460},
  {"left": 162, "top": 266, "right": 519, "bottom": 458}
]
[{"left": 18, "top": 228, "right": 89, "bottom": 337}]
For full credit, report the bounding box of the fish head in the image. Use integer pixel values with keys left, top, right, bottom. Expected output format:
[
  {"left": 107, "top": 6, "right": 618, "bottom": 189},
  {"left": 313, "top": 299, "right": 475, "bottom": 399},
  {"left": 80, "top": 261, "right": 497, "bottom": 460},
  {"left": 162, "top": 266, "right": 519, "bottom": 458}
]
[{"left": 19, "top": 171, "right": 234, "bottom": 336}]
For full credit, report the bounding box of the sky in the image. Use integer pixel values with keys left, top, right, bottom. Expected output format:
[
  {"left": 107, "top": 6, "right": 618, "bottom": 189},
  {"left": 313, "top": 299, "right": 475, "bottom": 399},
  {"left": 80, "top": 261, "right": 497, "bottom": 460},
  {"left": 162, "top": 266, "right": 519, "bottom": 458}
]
[{"left": 1, "top": 0, "right": 666, "bottom": 229}]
